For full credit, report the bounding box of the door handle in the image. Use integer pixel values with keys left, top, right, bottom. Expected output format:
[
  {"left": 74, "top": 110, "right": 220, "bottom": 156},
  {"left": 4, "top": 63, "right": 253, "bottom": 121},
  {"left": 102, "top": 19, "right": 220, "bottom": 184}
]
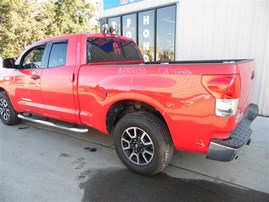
[{"left": 31, "top": 75, "right": 40, "bottom": 80}]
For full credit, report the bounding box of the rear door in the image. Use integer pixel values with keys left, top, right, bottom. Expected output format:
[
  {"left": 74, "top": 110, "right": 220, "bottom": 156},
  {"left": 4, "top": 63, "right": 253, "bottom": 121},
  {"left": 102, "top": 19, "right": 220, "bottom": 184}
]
[{"left": 40, "top": 37, "right": 78, "bottom": 123}]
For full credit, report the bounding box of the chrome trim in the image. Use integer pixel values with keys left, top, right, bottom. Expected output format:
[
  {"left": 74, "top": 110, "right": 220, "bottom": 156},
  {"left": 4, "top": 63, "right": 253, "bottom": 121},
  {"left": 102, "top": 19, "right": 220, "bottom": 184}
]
[
  {"left": 18, "top": 114, "right": 88, "bottom": 133},
  {"left": 207, "top": 103, "right": 259, "bottom": 162},
  {"left": 210, "top": 142, "right": 237, "bottom": 151},
  {"left": 21, "top": 98, "right": 32, "bottom": 102},
  {"left": 206, "top": 141, "right": 238, "bottom": 162}
]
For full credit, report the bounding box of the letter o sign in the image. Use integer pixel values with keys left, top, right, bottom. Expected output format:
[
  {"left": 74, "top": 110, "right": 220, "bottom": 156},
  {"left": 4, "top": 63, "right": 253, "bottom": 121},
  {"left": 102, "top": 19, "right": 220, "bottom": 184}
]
[
  {"left": 143, "top": 29, "right": 149, "bottom": 38},
  {"left": 126, "top": 31, "right": 132, "bottom": 38}
]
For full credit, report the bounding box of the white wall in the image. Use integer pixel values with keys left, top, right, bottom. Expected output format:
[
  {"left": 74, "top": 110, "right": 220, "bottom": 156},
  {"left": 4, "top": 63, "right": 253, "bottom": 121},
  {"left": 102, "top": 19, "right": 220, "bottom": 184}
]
[
  {"left": 176, "top": 0, "right": 269, "bottom": 116},
  {"left": 99, "top": 0, "right": 178, "bottom": 18}
]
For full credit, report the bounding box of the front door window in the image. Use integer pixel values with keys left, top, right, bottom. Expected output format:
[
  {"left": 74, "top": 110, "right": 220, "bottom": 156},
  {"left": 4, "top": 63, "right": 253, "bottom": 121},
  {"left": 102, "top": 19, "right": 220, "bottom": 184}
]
[{"left": 21, "top": 45, "right": 45, "bottom": 69}]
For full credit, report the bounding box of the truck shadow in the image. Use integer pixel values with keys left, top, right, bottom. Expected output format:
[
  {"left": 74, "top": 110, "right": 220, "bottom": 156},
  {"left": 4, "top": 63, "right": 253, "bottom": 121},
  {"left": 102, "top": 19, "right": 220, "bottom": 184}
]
[{"left": 79, "top": 168, "right": 268, "bottom": 202}]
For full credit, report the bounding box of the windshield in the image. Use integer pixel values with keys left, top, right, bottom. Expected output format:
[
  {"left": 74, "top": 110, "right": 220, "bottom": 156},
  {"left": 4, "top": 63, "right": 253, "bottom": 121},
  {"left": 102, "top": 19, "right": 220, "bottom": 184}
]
[{"left": 87, "top": 37, "right": 143, "bottom": 63}]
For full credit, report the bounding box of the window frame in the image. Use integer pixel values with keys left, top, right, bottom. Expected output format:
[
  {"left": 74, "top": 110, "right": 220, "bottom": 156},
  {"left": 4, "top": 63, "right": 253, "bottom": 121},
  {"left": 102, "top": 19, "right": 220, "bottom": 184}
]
[
  {"left": 156, "top": 5, "right": 176, "bottom": 62},
  {"left": 122, "top": 13, "right": 137, "bottom": 43}
]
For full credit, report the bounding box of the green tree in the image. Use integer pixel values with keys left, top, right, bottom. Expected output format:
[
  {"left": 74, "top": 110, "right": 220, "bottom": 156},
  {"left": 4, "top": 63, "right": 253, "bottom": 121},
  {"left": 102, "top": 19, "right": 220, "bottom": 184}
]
[
  {"left": 35, "top": 0, "right": 58, "bottom": 38},
  {"left": 0, "top": 0, "right": 43, "bottom": 58},
  {"left": 53, "top": 0, "right": 97, "bottom": 35},
  {"left": 37, "top": 0, "right": 98, "bottom": 36},
  {"left": 0, "top": 0, "right": 98, "bottom": 58}
]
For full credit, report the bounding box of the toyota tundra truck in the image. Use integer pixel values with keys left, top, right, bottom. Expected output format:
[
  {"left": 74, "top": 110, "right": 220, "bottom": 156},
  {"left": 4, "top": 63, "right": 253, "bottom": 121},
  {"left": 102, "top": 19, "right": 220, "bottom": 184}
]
[{"left": 0, "top": 31, "right": 259, "bottom": 175}]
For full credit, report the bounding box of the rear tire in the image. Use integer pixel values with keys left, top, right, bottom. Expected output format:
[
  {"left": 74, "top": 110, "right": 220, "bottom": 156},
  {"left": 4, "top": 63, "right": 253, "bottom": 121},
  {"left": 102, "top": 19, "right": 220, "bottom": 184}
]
[
  {"left": 113, "top": 111, "right": 174, "bottom": 176},
  {"left": 0, "top": 91, "right": 21, "bottom": 125}
]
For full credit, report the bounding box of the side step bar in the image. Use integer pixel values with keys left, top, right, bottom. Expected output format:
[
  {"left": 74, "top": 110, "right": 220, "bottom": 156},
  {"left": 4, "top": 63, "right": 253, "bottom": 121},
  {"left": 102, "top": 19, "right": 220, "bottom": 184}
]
[{"left": 18, "top": 114, "right": 88, "bottom": 133}]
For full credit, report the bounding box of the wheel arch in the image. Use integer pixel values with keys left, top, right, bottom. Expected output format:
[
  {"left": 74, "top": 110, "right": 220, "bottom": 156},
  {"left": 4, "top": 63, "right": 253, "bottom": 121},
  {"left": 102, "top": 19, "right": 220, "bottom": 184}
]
[
  {"left": 106, "top": 98, "right": 168, "bottom": 134},
  {"left": 0, "top": 87, "right": 6, "bottom": 92},
  {"left": 0, "top": 87, "right": 22, "bottom": 125},
  {"left": 0, "top": 87, "right": 18, "bottom": 111}
]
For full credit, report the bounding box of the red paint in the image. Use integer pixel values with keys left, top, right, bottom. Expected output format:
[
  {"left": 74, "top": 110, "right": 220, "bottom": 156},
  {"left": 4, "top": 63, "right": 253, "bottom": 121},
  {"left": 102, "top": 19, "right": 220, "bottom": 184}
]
[
  {"left": 0, "top": 33, "right": 256, "bottom": 154},
  {"left": 202, "top": 74, "right": 241, "bottom": 99}
]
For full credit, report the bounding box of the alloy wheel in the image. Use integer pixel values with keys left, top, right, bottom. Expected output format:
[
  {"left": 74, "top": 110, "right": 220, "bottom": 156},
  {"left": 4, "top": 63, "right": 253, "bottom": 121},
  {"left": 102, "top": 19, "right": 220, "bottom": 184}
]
[
  {"left": 121, "top": 127, "right": 154, "bottom": 165},
  {"left": 0, "top": 98, "right": 10, "bottom": 121}
]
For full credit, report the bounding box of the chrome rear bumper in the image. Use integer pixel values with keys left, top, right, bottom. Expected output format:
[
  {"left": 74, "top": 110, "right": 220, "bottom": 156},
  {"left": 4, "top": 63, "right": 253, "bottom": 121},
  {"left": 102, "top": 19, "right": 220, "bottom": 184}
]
[{"left": 206, "top": 103, "right": 259, "bottom": 161}]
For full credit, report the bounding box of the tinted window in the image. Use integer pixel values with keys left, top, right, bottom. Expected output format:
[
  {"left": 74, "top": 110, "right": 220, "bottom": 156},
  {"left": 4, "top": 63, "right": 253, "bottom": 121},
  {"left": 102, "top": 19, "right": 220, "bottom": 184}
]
[
  {"left": 22, "top": 45, "right": 45, "bottom": 69},
  {"left": 156, "top": 6, "right": 176, "bottom": 61},
  {"left": 87, "top": 37, "right": 142, "bottom": 63},
  {"left": 138, "top": 10, "right": 155, "bottom": 62},
  {"left": 48, "top": 43, "right": 67, "bottom": 68},
  {"left": 123, "top": 14, "right": 137, "bottom": 43}
]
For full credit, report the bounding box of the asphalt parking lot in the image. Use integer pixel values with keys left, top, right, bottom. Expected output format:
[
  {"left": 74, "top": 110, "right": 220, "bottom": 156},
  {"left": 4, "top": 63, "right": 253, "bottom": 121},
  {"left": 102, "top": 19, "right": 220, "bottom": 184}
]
[{"left": 0, "top": 116, "right": 268, "bottom": 201}]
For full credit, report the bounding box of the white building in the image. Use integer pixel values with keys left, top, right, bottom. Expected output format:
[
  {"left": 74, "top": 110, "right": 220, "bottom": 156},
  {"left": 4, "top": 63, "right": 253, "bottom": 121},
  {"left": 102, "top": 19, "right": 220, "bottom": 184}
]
[{"left": 99, "top": 0, "right": 269, "bottom": 116}]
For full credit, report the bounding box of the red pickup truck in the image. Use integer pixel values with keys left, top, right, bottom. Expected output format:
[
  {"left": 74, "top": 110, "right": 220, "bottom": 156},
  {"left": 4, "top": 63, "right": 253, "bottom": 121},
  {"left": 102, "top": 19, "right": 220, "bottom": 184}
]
[{"left": 0, "top": 32, "right": 258, "bottom": 175}]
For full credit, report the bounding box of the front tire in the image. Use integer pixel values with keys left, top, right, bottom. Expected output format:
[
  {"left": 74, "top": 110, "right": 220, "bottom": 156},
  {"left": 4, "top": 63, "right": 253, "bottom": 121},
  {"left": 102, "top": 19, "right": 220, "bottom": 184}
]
[
  {"left": 113, "top": 111, "right": 174, "bottom": 176},
  {"left": 0, "top": 92, "right": 21, "bottom": 125}
]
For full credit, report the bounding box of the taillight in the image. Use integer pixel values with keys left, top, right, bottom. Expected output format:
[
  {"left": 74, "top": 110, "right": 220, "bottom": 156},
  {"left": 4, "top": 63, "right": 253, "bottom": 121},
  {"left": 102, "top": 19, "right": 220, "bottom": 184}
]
[{"left": 202, "top": 74, "right": 241, "bottom": 117}]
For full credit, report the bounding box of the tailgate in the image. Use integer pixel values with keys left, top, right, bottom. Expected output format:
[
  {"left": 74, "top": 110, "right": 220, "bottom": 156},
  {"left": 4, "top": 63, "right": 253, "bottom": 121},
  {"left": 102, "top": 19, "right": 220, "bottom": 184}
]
[{"left": 236, "top": 60, "right": 256, "bottom": 115}]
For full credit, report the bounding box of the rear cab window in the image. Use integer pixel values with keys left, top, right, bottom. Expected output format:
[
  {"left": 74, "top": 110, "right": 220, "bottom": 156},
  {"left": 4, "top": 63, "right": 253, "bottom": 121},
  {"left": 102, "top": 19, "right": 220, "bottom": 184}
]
[{"left": 87, "top": 37, "right": 143, "bottom": 63}]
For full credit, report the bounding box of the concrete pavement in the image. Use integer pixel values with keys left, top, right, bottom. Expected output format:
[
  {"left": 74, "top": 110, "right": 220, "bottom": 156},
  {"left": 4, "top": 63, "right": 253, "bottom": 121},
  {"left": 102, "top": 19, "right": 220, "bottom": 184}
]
[{"left": 0, "top": 116, "right": 268, "bottom": 201}]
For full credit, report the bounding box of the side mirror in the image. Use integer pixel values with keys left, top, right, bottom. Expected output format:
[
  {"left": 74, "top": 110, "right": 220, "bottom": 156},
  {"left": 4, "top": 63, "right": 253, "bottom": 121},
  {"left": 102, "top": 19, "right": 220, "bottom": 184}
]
[{"left": 2, "top": 58, "right": 16, "bottom": 69}]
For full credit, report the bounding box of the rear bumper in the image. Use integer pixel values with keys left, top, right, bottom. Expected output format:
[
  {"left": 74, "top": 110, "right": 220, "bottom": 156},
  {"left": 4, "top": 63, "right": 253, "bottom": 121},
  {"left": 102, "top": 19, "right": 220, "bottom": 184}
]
[{"left": 206, "top": 103, "right": 259, "bottom": 161}]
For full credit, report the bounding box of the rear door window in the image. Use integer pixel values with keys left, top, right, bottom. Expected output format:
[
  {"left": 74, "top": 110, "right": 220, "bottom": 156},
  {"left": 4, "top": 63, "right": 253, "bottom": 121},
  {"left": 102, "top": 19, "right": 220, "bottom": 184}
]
[
  {"left": 48, "top": 42, "right": 68, "bottom": 68},
  {"left": 87, "top": 37, "right": 142, "bottom": 63}
]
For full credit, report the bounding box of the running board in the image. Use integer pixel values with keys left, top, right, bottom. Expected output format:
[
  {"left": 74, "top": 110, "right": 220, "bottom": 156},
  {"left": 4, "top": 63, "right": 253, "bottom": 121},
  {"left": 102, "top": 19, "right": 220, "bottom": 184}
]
[{"left": 18, "top": 114, "right": 88, "bottom": 133}]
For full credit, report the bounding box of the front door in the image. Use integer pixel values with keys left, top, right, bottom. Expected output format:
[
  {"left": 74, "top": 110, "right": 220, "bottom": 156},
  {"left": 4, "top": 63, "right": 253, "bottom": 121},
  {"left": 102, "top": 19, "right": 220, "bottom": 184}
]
[{"left": 12, "top": 44, "right": 46, "bottom": 114}]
